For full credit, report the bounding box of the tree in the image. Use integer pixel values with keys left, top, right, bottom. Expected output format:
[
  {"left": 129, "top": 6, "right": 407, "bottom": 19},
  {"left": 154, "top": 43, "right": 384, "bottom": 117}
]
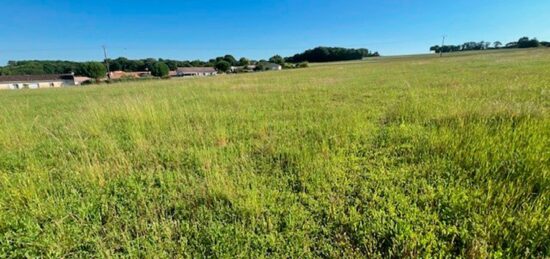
[
  {"left": 517, "top": 37, "right": 539, "bottom": 48},
  {"left": 285, "top": 47, "right": 376, "bottom": 63},
  {"left": 254, "top": 63, "right": 265, "bottom": 71},
  {"left": 493, "top": 41, "right": 502, "bottom": 49},
  {"left": 190, "top": 60, "right": 205, "bottom": 67},
  {"left": 215, "top": 61, "right": 231, "bottom": 73},
  {"left": 238, "top": 57, "right": 250, "bottom": 66},
  {"left": 269, "top": 55, "right": 285, "bottom": 65},
  {"left": 223, "top": 55, "right": 237, "bottom": 65},
  {"left": 80, "top": 62, "right": 106, "bottom": 81},
  {"left": 150, "top": 62, "right": 170, "bottom": 77},
  {"left": 143, "top": 58, "right": 158, "bottom": 71}
]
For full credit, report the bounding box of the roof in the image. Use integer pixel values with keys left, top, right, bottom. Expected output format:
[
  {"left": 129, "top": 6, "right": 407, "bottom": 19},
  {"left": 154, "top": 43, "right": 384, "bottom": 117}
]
[
  {"left": 259, "top": 62, "right": 282, "bottom": 68},
  {"left": 177, "top": 67, "right": 217, "bottom": 73},
  {"left": 0, "top": 74, "right": 75, "bottom": 83},
  {"left": 74, "top": 76, "right": 91, "bottom": 83},
  {"left": 109, "top": 71, "right": 151, "bottom": 79}
]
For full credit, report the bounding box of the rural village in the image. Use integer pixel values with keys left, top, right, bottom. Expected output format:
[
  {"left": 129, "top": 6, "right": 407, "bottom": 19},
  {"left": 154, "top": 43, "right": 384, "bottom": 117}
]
[
  {"left": 0, "top": 62, "right": 283, "bottom": 90},
  {"left": 0, "top": 0, "right": 549, "bottom": 256}
]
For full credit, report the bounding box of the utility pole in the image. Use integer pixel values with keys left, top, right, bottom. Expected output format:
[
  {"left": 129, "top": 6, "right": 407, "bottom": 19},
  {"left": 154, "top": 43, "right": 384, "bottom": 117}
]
[
  {"left": 102, "top": 45, "right": 110, "bottom": 78},
  {"left": 440, "top": 35, "right": 446, "bottom": 57}
]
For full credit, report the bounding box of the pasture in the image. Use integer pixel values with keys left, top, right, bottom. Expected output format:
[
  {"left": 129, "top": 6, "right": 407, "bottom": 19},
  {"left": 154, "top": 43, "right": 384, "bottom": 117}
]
[{"left": 0, "top": 49, "right": 548, "bottom": 257}]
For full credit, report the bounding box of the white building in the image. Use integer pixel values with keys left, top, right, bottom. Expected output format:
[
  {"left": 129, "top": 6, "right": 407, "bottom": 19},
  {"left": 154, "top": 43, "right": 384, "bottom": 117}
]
[
  {"left": 0, "top": 74, "right": 76, "bottom": 90},
  {"left": 257, "top": 62, "right": 282, "bottom": 71},
  {"left": 174, "top": 67, "right": 217, "bottom": 77}
]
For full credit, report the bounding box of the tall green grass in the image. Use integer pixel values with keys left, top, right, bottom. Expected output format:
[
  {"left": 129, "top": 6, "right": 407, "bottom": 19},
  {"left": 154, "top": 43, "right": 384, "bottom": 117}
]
[{"left": 0, "top": 49, "right": 549, "bottom": 257}]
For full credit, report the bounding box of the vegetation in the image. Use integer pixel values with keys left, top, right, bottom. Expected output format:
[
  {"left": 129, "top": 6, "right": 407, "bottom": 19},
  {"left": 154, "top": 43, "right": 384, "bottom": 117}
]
[
  {"left": 269, "top": 55, "right": 285, "bottom": 65},
  {"left": 214, "top": 60, "right": 231, "bottom": 73},
  {"left": 285, "top": 47, "right": 380, "bottom": 63},
  {"left": 430, "top": 36, "right": 548, "bottom": 53},
  {"left": 221, "top": 55, "right": 238, "bottom": 66},
  {"left": 238, "top": 57, "right": 250, "bottom": 66},
  {"left": 150, "top": 62, "right": 170, "bottom": 78},
  {"left": 79, "top": 62, "right": 107, "bottom": 81},
  {"left": 0, "top": 47, "right": 380, "bottom": 77},
  {"left": 0, "top": 49, "right": 548, "bottom": 257},
  {"left": 0, "top": 60, "right": 82, "bottom": 76}
]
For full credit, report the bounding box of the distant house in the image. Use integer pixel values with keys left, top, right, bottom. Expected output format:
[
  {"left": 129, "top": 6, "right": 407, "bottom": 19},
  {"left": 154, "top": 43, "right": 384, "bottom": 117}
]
[
  {"left": 108, "top": 71, "right": 151, "bottom": 80},
  {"left": 258, "top": 62, "right": 282, "bottom": 71},
  {"left": 0, "top": 74, "right": 75, "bottom": 90},
  {"left": 174, "top": 67, "right": 217, "bottom": 77},
  {"left": 230, "top": 65, "right": 256, "bottom": 73},
  {"left": 74, "top": 76, "right": 92, "bottom": 85}
]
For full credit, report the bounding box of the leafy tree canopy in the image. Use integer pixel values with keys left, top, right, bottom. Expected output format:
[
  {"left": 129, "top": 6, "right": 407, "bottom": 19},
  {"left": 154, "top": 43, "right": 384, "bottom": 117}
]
[
  {"left": 430, "top": 37, "right": 545, "bottom": 53},
  {"left": 79, "top": 62, "right": 107, "bottom": 80},
  {"left": 269, "top": 55, "right": 285, "bottom": 65},
  {"left": 150, "top": 62, "right": 170, "bottom": 77},
  {"left": 215, "top": 61, "right": 231, "bottom": 73},
  {"left": 285, "top": 47, "right": 378, "bottom": 63}
]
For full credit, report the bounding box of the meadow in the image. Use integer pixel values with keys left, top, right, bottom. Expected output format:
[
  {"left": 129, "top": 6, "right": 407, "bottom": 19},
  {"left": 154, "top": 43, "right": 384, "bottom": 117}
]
[{"left": 0, "top": 49, "right": 548, "bottom": 257}]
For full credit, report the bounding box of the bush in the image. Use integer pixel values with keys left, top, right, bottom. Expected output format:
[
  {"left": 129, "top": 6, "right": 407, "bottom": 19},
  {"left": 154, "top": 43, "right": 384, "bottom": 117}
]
[
  {"left": 253, "top": 63, "right": 265, "bottom": 71},
  {"left": 269, "top": 55, "right": 285, "bottom": 65},
  {"left": 297, "top": 62, "right": 309, "bottom": 68},
  {"left": 79, "top": 62, "right": 107, "bottom": 81},
  {"left": 150, "top": 62, "right": 170, "bottom": 78},
  {"left": 517, "top": 37, "right": 540, "bottom": 48},
  {"left": 215, "top": 61, "right": 231, "bottom": 73},
  {"left": 238, "top": 57, "right": 250, "bottom": 66}
]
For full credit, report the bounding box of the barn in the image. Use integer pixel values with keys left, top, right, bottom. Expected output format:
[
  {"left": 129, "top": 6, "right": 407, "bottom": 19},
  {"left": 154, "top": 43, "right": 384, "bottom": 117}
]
[
  {"left": 0, "top": 74, "right": 76, "bottom": 90},
  {"left": 174, "top": 67, "right": 217, "bottom": 77}
]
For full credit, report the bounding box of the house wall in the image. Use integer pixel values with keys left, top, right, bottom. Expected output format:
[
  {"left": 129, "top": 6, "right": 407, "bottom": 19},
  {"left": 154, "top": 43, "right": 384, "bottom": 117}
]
[
  {"left": 177, "top": 72, "right": 217, "bottom": 77},
  {"left": 0, "top": 80, "right": 74, "bottom": 90}
]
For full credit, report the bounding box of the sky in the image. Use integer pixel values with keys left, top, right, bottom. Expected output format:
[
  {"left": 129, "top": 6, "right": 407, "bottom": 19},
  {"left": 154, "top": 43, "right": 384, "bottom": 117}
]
[{"left": 0, "top": 0, "right": 549, "bottom": 64}]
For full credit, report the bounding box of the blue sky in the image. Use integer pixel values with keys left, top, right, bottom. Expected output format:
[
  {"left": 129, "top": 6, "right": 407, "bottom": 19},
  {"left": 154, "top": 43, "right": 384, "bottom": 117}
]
[{"left": 0, "top": 0, "right": 549, "bottom": 64}]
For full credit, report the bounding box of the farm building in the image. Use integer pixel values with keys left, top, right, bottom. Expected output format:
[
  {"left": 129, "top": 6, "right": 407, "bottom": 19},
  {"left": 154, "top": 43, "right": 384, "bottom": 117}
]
[
  {"left": 0, "top": 74, "right": 76, "bottom": 90},
  {"left": 108, "top": 71, "right": 151, "bottom": 80},
  {"left": 74, "top": 76, "right": 92, "bottom": 85},
  {"left": 174, "top": 67, "right": 217, "bottom": 77},
  {"left": 230, "top": 65, "right": 256, "bottom": 73},
  {"left": 258, "top": 62, "right": 282, "bottom": 71}
]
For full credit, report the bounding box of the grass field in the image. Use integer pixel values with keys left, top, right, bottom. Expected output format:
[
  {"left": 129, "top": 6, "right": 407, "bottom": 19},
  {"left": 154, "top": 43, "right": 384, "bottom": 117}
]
[{"left": 0, "top": 49, "right": 549, "bottom": 257}]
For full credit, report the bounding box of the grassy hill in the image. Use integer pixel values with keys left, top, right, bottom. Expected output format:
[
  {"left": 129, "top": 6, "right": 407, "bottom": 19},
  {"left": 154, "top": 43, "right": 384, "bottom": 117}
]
[{"left": 0, "top": 49, "right": 548, "bottom": 257}]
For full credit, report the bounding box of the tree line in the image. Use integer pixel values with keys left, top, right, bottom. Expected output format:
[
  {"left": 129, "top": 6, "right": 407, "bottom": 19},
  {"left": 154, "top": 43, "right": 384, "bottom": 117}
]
[
  {"left": 430, "top": 37, "right": 550, "bottom": 53},
  {"left": 0, "top": 46, "right": 380, "bottom": 77},
  {"left": 0, "top": 55, "right": 246, "bottom": 77},
  {"left": 284, "top": 47, "right": 379, "bottom": 63},
  {"left": 0, "top": 54, "right": 285, "bottom": 77}
]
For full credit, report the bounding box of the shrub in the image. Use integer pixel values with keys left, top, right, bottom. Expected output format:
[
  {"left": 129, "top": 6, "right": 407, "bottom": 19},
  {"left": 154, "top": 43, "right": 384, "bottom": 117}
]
[
  {"left": 215, "top": 61, "right": 231, "bottom": 73},
  {"left": 150, "top": 62, "right": 170, "bottom": 78},
  {"left": 269, "top": 55, "right": 285, "bottom": 65},
  {"left": 79, "top": 62, "right": 107, "bottom": 81},
  {"left": 297, "top": 62, "right": 309, "bottom": 68}
]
